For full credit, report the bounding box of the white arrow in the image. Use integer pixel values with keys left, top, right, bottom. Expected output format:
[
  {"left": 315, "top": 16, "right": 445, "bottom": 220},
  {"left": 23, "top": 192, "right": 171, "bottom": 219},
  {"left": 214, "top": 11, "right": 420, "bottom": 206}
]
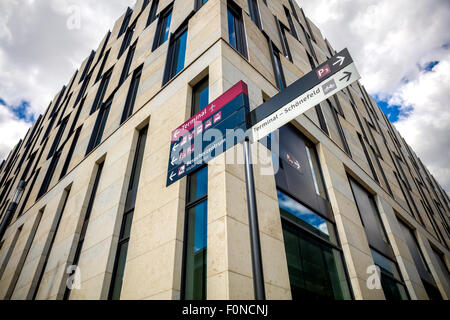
[
  {"left": 294, "top": 160, "right": 301, "bottom": 170},
  {"left": 172, "top": 143, "right": 179, "bottom": 153},
  {"left": 333, "top": 56, "right": 345, "bottom": 67},
  {"left": 169, "top": 171, "right": 176, "bottom": 181},
  {"left": 173, "top": 129, "right": 181, "bottom": 139},
  {"left": 171, "top": 157, "right": 178, "bottom": 166}
]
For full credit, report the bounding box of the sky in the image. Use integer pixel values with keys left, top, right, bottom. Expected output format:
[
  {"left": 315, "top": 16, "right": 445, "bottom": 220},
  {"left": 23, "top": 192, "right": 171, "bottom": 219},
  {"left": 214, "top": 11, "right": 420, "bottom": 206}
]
[{"left": 0, "top": 0, "right": 449, "bottom": 193}]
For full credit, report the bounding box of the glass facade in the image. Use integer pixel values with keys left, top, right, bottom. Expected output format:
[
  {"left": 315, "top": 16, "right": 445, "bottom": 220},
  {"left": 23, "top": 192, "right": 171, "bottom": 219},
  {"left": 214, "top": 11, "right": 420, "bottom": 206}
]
[
  {"left": 279, "top": 190, "right": 351, "bottom": 300},
  {"left": 371, "top": 249, "right": 409, "bottom": 300},
  {"left": 183, "top": 167, "right": 208, "bottom": 300}
]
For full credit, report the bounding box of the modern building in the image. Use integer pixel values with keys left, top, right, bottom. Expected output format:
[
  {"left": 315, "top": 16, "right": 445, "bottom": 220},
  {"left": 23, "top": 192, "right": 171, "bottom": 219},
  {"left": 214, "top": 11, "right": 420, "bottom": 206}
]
[{"left": 0, "top": 0, "right": 449, "bottom": 300}]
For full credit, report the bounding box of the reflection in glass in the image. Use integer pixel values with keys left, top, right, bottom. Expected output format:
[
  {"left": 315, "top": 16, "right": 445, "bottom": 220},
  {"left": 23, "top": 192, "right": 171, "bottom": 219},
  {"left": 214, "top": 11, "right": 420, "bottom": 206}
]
[
  {"left": 184, "top": 167, "right": 208, "bottom": 300},
  {"left": 278, "top": 190, "right": 337, "bottom": 245},
  {"left": 283, "top": 221, "right": 351, "bottom": 300}
]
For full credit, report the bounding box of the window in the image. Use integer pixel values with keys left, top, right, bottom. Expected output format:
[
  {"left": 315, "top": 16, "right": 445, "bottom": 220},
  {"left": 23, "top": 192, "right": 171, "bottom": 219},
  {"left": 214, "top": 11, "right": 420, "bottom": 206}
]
[
  {"left": 118, "top": 8, "right": 132, "bottom": 39},
  {"left": 182, "top": 167, "right": 208, "bottom": 300},
  {"left": 37, "top": 150, "right": 62, "bottom": 199},
  {"left": 195, "top": 0, "right": 208, "bottom": 10},
  {"left": 5, "top": 209, "right": 43, "bottom": 299},
  {"left": 142, "top": 0, "right": 150, "bottom": 10},
  {"left": 146, "top": 0, "right": 159, "bottom": 26},
  {"left": 279, "top": 23, "right": 292, "bottom": 61},
  {"left": 41, "top": 111, "right": 59, "bottom": 145},
  {"left": 74, "top": 73, "right": 92, "bottom": 107},
  {"left": 91, "top": 68, "right": 113, "bottom": 114},
  {"left": 247, "top": 0, "right": 261, "bottom": 29},
  {"left": 284, "top": 6, "right": 298, "bottom": 39},
  {"left": 0, "top": 226, "right": 22, "bottom": 279},
  {"left": 121, "top": 65, "right": 143, "bottom": 124},
  {"left": 86, "top": 98, "right": 112, "bottom": 155},
  {"left": 119, "top": 41, "right": 137, "bottom": 86},
  {"left": 47, "top": 116, "right": 69, "bottom": 159},
  {"left": 118, "top": 22, "right": 136, "bottom": 59},
  {"left": 270, "top": 42, "right": 286, "bottom": 90},
  {"left": 398, "top": 220, "right": 442, "bottom": 300},
  {"left": 60, "top": 126, "right": 83, "bottom": 179},
  {"left": 358, "top": 133, "right": 379, "bottom": 183},
  {"left": 227, "top": 1, "right": 247, "bottom": 58},
  {"left": 305, "top": 140, "right": 327, "bottom": 199},
  {"left": 97, "top": 31, "right": 111, "bottom": 64},
  {"left": 431, "top": 247, "right": 450, "bottom": 281},
  {"left": 371, "top": 249, "right": 409, "bottom": 300},
  {"left": 31, "top": 188, "right": 71, "bottom": 300},
  {"left": 79, "top": 51, "right": 95, "bottom": 84},
  {"left": 349, "top": 177, "right": 388, "bottom": 245},
  {"left": 163, "top": 26, "right": 188, "bottom": 84},
  {"left": 64, "top": 163, "right": 104, "bottom": 300},
  {"left": 109, "top": 126, "right": 148, "bottom": 300},
  {"left": 153, "top": 5, "right": 173, "bottom": 50},
  {"left": 278, "top": 190, "right": 352, "bottom": 300},
  {"left": 191, "top": 77, "right": 209, "bottom": 116},
  {"left": 95, "top": 49, "right": 110, "bottom": 83},
  {"left": 68, "top": 98, "right": 84, "bottom": 137}
]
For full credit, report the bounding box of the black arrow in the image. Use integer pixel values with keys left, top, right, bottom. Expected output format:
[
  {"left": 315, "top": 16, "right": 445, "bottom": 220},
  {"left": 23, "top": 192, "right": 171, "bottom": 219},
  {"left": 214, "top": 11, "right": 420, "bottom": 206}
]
[{"left": 340, "top": 72, "right": 352, "bottom": 82}]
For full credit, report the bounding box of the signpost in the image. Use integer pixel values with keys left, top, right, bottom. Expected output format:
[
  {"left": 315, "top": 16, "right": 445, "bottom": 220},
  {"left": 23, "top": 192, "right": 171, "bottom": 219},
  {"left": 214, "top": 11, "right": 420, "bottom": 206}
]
[
  {"left": 166, "top": 81, "right": 249, "bottom": 187},
  {"left": 166, "top": 48, "right": 361, "bottom": 301},
  {"left": 247, "top": 48, "right": 361, "bottom": 142}
]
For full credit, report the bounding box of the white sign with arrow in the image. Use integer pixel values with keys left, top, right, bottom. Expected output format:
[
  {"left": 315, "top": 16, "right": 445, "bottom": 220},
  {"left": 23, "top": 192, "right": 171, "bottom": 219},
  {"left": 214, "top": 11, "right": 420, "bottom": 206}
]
[{"left": 250, "top": 62, "right": 361, "bottom": 142}]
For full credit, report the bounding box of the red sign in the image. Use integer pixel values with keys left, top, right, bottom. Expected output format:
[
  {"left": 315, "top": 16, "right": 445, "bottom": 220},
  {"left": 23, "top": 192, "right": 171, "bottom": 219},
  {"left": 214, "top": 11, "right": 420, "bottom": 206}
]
[
  {"left": 171, "top": 81, "right": 248, "bottom": 142},
  {"left": 316, "top": 64, "right": 331, "bottom": 80}
]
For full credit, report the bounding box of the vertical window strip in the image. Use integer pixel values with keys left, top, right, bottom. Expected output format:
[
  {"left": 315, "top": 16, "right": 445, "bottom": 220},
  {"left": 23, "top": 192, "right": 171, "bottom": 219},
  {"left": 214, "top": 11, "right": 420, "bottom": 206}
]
[
  {"left": 91, "top": 68, "right": 113, "bottom": 114},
  {"left": 0, "top": 226, "right": 22, "bottom": 279},
  {"left": 358, "top": 133, "right": 379, "bottom": 183},
  {"left": 119, "top": 42, "right": 137, "bottom": 86},
  {"left": 79, "top": 51, "right": 95, "bottom": 84},
  {"left": 248, "top": 0, "right": 261, "bottom": 29},
  {"left": 227, "top": 2, "right": 247, "bottom": 58},
  {"left": 118, "top": 8, "right": 133, "bottom": 39},
  {"left": 36, "top": 150, "right": 62, "bottom": 200},
  {"left": 152, "top": 5, "right": 173, "bottom": 50},
  {"left": 121, "top": 65, "right": 143, "bottom": 124},
  {"left": 181, "top": 167, "right": 208, "bottom": 300},
  {"left": 163, "top": 26, "right": 188, "bottom": 85},
  {"left": 147, "top": 0, "right": 159, "bottom": 26},
  {"left": 60, "top": 126, "right": 83, "bottom": 179},
  {"left": 6, "top": 209, "right": 44, "bottom": 299},
  {"left": 17, "top": 169, "right": 40, "bottom": 217},
  {"left": 95, "top": 49, "right": 111, "bottom": 83},
  {"left": 86, "top": 98, "right": 112, "bottom": 155},
  {"left": 109, "top": 126, "right": 148, "bottom": 300},
  {"left": 64, "top": 163, "right": 104, "bottom": 300},
  {"left": 30, "top": 188, "right": 71, "bottom": 300}
]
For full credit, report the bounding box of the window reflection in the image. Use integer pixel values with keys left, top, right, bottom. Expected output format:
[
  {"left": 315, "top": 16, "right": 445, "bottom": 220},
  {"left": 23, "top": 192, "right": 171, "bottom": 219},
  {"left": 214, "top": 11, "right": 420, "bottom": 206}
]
[{"left": 278, "top": 190, "right": 336, "bottom": 245}]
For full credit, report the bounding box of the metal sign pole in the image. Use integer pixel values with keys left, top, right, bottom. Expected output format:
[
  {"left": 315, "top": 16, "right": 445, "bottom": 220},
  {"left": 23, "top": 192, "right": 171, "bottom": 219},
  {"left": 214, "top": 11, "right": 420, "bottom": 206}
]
[{"left": 243, "top": 137, "right": 266, "bottom": 300}]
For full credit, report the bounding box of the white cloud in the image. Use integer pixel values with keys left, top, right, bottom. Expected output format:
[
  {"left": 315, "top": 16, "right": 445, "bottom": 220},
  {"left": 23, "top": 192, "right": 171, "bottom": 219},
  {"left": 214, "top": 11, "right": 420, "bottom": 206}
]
[
  {"left": 300, "top": 0, "right": 450, "bottom": 192},
  {"left": 0, "top": 0, "right": 136, "bottom": 160},
  {"left": 393, "top": 55, "right": 450, "bottom": 191},
  {"left": 0, "top": 106, "right": 30, "bottom": 160}
]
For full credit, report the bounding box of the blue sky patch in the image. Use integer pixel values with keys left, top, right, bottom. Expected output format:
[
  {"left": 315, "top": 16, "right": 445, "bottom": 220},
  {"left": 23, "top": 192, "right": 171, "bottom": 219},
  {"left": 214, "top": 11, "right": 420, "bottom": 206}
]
[
  {"left": 422, "top": 61, "right": 439, "bottom": 72},
  {"left": 0, "top": 98, "right": 35, "bottom": 123},
  {"left": 376, "top": 98, "right": 402, "bottom": 122}
]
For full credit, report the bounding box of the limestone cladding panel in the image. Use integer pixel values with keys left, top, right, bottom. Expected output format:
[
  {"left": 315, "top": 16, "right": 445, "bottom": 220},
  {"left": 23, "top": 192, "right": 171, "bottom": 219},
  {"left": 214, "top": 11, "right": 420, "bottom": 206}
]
[
  {"left": 259, "top": 0, "right": 283, "bottom": 53},
  {"left": 170, "top": 0, "right": 195, "bottom": 34},
  {"left": 244, "top": 14, "right": 277, "bottom": 85}
]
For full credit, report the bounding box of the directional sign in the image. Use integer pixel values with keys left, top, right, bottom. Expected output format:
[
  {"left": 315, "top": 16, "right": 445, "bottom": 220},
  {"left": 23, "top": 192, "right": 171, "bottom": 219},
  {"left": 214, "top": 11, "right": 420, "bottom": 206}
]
[
  {"left": 166, "top": 81, "right": 250, "bottom": 187},
  {"left": 247, "top": 48, "right": 361, "bottom": 142}
]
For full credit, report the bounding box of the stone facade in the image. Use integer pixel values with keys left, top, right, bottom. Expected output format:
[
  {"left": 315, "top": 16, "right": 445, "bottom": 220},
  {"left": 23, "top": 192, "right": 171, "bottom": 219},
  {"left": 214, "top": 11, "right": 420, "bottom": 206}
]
[{"left": 0, "top": 0, "right": 448, "bottom": 300}]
